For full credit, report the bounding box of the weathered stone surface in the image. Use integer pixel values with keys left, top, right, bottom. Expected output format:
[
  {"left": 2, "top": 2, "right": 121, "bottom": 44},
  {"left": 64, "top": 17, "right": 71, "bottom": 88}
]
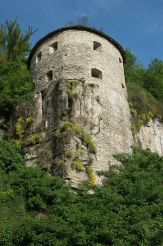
[
  {"left": 136, "top": 119, "right": 163, "bottom": 156},
  {"left": 17, "top": 28, "right": 133, "bottom": 187}
]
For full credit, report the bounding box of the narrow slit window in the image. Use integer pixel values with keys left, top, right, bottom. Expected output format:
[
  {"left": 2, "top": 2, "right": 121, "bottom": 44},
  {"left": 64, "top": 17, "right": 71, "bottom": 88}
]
[
  {"left": 119, "top": 57, "right": 123, "bottom": 63},
  {"left": 49, "top": 42, "right": 58, "bottom": 53},
  {"left": 93, "top": 41, "right": 102, "bottom": 51},
  {"left": 91, "top": 68, "right": 102, "bottom": 79},
  {"left": 46, "top": 71, "right": 53, "bottom": 82},
  {"left": 36, "top": 52, "right": 42, "bottom": 63}
]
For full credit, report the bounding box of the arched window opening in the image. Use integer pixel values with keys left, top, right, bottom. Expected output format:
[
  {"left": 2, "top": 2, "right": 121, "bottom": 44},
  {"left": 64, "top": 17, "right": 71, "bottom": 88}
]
[
  {"left": 49, "top": 42, "right": 58, "bottom": 53},
  {"left": 46, "top": 70, "right": 53, "bottom": 82},
  {"left": 91, "top": 68, "right": 102, "bottom": 79},
  {"left": 36, "top": 52, "right": 42, "bottom": 63},
  {"left": 93, "top": 41, "right": 102, "bottom": 51}
]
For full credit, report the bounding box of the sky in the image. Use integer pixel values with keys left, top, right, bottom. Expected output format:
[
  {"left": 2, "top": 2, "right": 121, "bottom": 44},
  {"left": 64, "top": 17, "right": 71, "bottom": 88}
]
[{"left": 1, "top": 0, "right": 163, "bottom": 67}]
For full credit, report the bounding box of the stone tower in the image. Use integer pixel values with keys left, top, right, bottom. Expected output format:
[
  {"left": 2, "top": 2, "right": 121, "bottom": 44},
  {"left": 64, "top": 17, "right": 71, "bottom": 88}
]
[{"left": 25, "top": 26, "right": 133, "bottom": 186}]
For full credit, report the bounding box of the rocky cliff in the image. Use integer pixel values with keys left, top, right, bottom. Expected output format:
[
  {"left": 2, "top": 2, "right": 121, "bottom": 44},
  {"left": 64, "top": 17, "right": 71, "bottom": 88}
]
[{"left": 136, "top": 119, "right": 163, "bottom": 156}]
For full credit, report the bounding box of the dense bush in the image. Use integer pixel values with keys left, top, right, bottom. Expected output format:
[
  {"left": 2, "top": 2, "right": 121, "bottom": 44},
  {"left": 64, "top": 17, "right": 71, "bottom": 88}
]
[
  {"left": 0, "top": 19, "right": 163, "bottom": 245},
  {"left": 144, "top": 59, "right": 163, "bottom": 103},
  {"left": 0, "top": 139, "right": 24, "bottom": 173},
  {"left": 0, "top": 20, "right": 34, "bottom": 118},
  {"left": 0, "top": 138, "right": 163, "bottom": 245},
  {"left": 124, "top": 50, "right": 163, "bottom": 133},
  {"left": 128, "top": 83, "right": 163, "bottom": 132},
  {"left": 0, "top": 61, "right": 33, "bottom": 117}
]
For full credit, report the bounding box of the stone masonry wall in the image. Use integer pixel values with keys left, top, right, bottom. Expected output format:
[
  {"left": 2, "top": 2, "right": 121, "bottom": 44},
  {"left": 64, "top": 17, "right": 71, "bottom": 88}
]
[{"left": 23, "top": 29, "right": 133, "bottom": 186}]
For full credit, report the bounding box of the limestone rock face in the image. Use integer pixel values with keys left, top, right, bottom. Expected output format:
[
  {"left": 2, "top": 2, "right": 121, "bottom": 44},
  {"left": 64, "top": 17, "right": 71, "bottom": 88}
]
[
  {"left": 136, "top": 119, "right": 163, "bottom": 156},
  {"left": 15, "top": 27, "right": 133, "bottom": 187}
]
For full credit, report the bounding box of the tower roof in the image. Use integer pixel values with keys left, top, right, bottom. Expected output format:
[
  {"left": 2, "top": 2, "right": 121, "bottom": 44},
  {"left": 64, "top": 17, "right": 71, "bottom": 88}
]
[{"left": 27, "top": 25, "right": 126, "bottom": 68}]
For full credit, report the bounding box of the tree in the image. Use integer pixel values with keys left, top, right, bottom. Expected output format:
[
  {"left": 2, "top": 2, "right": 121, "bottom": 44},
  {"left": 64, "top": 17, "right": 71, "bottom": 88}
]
[
  {"left": 0, "top": 60, "right": 33, "bottom": 117},
  {"left": 144, "top": 59, "right": 163, "bottom": 103},
  {"left": 0, "top": 20, "right": 34, "bottom": 118},
  {"left": 124, "top": 50, "right": 163, "bottom": 131},
  {"left": 1, "top": 140, "right": 163, "bottom": 245},
  {"left": 124, "top": 49, "right": 145, "bottom": 85},
  {"left": 0, "top": 20, "right": 35, "bottom": 63}
]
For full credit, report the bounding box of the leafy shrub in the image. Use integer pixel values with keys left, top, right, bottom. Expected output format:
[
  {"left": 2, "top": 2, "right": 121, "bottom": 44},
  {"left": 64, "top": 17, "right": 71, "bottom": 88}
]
[
  {"left": 71, "top": 160, "right": 84, "bottom": 171},
  {"left": 86, "top": 167, "right": 96, "bottom": 185},
  {"left": 0, "top": 139, "right": 24, "bottom": 173},
  {"left": 128, "top": 83, "right": 163, "bottom": 133},
  {"left": 125, "top": 50, "right": 163, "bottom": 133},
  {"left": 144, "top": 59, "right": 163, "bottom": 103},
  {"left": 0, "top": 141, "right": 163, "bottom": 245},
  {"left": 55, "top": 121, "right": 96, "bottom": 154},
  {"left": 0, "top": 61, "right": 33, "bottom": 117}
]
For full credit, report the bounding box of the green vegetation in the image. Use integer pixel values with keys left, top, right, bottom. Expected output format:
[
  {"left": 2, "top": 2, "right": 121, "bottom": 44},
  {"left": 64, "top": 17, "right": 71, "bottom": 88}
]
[
  {"left": 0, "top": 20, "right": 34, "bottom": 62},
  {"left": 0, "top": 20, "right": 34, "bottom": 118},
  {"left": 0, "top": 139, "right": 163, "bottom": 245},
  {"left": 124, "top": 49, "right": 163, "bottom": 133},
  {"left": 27, "top": 133, "right": 41, "bottom": 145},
  {"left": 15, "top": 117, "right": 24, "bottom": 141},
  {"left": 80, "top": 130, "right": 96, "bottom": 154},
  {"left": 0, "top": 61, "right": 33, "bottom": 117},
  {"left": 66, "top": 79, "right": 81, "bottom": 111},
  {"left": 86, "top": 166, "right": 96, "bottom": 185},
  {"left": 0, "top": 19, "right": 163, "bottom": 245},
  {"left": 55, "top": 120, "right": 96, "bottom": 154},
  {"left": 71, "top": 160, "right": 84, "bottom": 171}
]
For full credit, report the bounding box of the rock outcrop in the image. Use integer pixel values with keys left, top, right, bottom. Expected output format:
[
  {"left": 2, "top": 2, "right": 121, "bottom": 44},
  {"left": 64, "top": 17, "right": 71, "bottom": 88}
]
[{"left": 136, "top": 119, "right": 163, "bottom": 156}]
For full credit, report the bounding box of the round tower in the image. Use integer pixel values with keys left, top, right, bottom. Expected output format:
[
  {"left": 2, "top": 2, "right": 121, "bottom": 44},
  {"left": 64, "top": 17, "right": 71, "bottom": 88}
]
[{"left": 27, "top": 26, "right": 133, "bottom": 186}]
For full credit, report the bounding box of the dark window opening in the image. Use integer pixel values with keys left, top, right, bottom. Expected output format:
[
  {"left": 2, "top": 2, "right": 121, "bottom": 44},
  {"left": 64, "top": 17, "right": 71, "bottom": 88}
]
[
  {"left": 91, "top": 68, "right": 102, "bottom": 79},
  {"left": 36, "top": 52, "right": 42, "bottom": 63},
  {"left": 46, "top": 71, "right": 53, "bottom": 82},
  {"left": 50, "top": 42, "right": 58, "bottom": 53},
  {"left": 93, "top": 41, "right": 102, "bottom": 51},
  {"left": 119, "top": 57, "right": 123, "bottom": 63}
]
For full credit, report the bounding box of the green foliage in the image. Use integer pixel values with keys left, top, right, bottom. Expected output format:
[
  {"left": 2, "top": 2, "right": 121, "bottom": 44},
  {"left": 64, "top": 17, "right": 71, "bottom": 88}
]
[
  {"left": 0, "top": 20, "right": 34, "bottom": 118},
  {"left": 27, "top": 133, "right": 41, "bottom": 145},
  {"left": 85, "top": 166, "right": 96, "bottom": 185},
  {"left": 0, "top": 19, "right": 34, "bottom": 62},
  {"left": 67, "top": 79, "right": 81, "bottom": 87},
  {"left": 55, "top": 120, "right": 81, "bottom": 138},
  {"left": 144, "top": 59, "right": 163, "bottom": 103},
  {"left": 128, "top": 84, "right": 163, "bottom": 133},
  {"left": 0, "top": 139, "right": 24, "bottom": 174},
  {"left": 0, "top": 60, "right": 33, "bottom": 117},
  {"left": 9, "top": 167, "right": 68, "bottom": 211},
  {"left": 25, "top": 117, "right": 32, "bottom": 124},
  {"left": 0, "top": 138, "right": 163, "bottom": 245},
  {"left": 56, "top": 159, "right": 65, "bottom": 166},
  {"left": 71, "top": 160, "right": 84, "bottom": 171},
  {"left": 124, "top": 49, "right": 146, "bottom": 85},
  {"left": 15, "top": 117, "right": 24, "bottom": 140},
  {"left": 125, "top": 50, "right": 163, "bottom": 132},
  {"left": 80, "top": 130, "right": 96, "bottom": 154},
  {"left": 55, "top": 120, "right": 96, "bottom": 154}
]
